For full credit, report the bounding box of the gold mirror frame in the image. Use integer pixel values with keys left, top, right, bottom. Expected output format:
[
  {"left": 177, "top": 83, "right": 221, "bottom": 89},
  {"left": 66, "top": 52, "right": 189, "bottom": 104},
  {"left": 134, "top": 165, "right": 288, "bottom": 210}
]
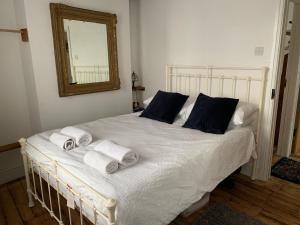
[{"left": 50, "top": 3, "right": 120, "bottom": 97}]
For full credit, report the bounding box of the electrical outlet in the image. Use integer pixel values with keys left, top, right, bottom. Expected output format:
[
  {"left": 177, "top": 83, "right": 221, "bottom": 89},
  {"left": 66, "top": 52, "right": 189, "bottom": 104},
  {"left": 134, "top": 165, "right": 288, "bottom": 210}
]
[{"left": 254, "top": 47, "right": 264, "bottom": 56}]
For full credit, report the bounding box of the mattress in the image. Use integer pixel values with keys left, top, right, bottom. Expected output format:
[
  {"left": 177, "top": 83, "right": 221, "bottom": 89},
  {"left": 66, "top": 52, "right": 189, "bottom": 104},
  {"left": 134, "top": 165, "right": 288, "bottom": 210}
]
[{"left": 26, "top": 113, "right": 256, "bottom": 225}]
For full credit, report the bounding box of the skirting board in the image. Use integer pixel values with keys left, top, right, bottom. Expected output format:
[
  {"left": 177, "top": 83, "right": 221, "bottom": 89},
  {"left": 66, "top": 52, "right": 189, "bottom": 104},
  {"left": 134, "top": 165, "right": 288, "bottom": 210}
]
[
  {"left": 0, "top": 165, "right": 24, "bottom": 185},
  {"left": 241, "top": 161, "right": 253, "bottom": 178},
  {"left": 0, "top": 148, "right": 24, "bottom": 185}
]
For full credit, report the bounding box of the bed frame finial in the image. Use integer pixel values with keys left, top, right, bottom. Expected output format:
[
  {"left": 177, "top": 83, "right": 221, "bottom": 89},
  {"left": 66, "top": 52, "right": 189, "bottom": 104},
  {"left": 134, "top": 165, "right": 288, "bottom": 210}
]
[
  {"left": 19, "top": 138, "right": 27, "bottom": 149},
  {"left": 106, "top": 199, "right": 117, "bottom": 225}
]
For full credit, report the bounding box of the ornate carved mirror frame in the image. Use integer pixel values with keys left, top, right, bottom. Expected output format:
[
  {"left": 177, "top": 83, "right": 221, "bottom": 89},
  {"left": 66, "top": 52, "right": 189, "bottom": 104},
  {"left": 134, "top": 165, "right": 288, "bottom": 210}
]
[{"left": 50, "top": 3, "right": 120, "bottom": 97}]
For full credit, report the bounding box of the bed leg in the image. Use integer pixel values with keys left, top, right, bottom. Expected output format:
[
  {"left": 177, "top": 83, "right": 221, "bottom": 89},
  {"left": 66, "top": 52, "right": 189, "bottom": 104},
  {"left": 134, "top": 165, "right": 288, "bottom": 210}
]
[
  {"left": 19, "top": 138, "right": 35, "bottom": 208},
  {"left": 106, "top": 199, "right": 117, "bottom": 225}
]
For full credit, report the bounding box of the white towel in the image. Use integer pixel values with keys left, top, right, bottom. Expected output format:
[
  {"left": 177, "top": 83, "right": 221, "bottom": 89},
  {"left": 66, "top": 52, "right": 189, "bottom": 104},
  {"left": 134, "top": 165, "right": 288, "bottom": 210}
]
[
  {"left": 83, "top": 151, "right": 119, "bottom": 174},
  {"left": 61, "top": 126, "right": 92, "bottom": 146},
  {"left": 92, "top": 140, "right": 139, "bottom": 167},
  {"left": 49, "top": 133, "right": 75, "bottom": 151}
]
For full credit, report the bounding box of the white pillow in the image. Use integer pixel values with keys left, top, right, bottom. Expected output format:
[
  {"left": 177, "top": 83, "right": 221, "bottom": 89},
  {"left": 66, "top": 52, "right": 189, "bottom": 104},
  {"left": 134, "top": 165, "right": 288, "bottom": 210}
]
[
  {"left": 228, "top": 111, "right": 258, "bottom": 130},
  {"left": 178, "top": 97, "right": 196, "bottom": 119},
  {"left": 231, "top": 101, "right": 258, "bottom": 125},
  {"left": 143, "top": 96, "right": 154, "bottom": 107},
  {"left": 180, "top": 102, "right": 195, "bottom": 121},
  {"left": 181, "top": 101, "right": 259, "bottom": 128}
]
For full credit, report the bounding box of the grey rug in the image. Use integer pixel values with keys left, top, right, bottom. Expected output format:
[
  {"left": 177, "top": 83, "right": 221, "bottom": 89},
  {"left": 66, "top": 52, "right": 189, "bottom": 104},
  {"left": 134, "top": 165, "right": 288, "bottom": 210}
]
[{"left": 175, "top": 204, "right": 265, "bottom": 225}]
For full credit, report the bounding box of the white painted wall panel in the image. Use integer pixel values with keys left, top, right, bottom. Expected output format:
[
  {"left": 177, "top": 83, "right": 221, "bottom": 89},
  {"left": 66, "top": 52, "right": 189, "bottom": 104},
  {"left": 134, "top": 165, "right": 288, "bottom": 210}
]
[
  {"left": 0, "top": 0, "right": 32, "bottom": 145},
  {"left": 0, "top": 0, "right": 31, "bottom": 184},
  {"left": 131, "top": 0, "right": 279, "bottom": 98}
]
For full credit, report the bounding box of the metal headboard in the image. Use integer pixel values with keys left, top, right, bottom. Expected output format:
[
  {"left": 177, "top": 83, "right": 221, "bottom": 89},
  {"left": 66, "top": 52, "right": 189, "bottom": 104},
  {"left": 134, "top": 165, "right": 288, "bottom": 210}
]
[{"left": 166, "top": 65, "right": 268, "bottom": 177}]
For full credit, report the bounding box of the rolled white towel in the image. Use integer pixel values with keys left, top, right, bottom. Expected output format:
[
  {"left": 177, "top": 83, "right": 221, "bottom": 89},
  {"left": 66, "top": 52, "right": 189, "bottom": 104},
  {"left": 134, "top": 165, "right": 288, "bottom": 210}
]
[
  {"left": 83, "top": 151, "right": 119, "bottom": 174},
  {"left": 61, "top": 126, "right": 92, "bottom": 146},
  {"left": 93, "top": 140, "right": 139, "bottom": 167},
  {"left": 49, "top": 133, "right": 75, "bottom": 151}
]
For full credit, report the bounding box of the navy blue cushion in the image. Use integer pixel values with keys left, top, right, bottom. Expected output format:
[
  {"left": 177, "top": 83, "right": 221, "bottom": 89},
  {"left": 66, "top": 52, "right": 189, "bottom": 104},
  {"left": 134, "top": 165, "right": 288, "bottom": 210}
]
[
  {"left": 183, "top": 93, "right": 239, "bottom": 134},
  {"left": 140, "top": 90, "right": 188, "bottom": 124}
]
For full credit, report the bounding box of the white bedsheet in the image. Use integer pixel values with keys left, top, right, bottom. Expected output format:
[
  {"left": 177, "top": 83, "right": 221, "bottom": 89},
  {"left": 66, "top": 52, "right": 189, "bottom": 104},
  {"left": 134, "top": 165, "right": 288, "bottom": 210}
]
[{"left": 26, "top": 113, "right": 255, "bottom": 225}]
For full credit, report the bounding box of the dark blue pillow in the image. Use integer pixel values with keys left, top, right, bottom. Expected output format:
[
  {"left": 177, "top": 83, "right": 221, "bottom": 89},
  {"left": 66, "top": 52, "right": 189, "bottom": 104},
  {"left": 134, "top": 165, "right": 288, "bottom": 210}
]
[
  {"left": 140, "top": 90, "right": 189, "bottom": 124},
  {"left": 183, "top": 93, "right": 239, "bottom": 134}
]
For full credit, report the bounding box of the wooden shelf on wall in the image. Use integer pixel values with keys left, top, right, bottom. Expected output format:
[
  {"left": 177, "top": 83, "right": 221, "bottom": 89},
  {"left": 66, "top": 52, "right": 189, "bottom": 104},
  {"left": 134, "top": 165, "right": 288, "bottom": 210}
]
[
  {"left": 0, "top": 142, "right": 20, "bottom": 154},
  {"left": 132, "top": 86, "right": 145, "bottom": 91}
]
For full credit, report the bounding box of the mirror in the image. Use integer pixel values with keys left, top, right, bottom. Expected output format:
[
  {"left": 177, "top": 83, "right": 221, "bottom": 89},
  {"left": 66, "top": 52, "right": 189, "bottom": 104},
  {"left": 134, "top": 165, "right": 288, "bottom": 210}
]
[
  {"left": 50, "top": 4, "right": 120, "bottom": 97},
  {"left": 64, "top": 20, "right": 110, "bottom": 84}
]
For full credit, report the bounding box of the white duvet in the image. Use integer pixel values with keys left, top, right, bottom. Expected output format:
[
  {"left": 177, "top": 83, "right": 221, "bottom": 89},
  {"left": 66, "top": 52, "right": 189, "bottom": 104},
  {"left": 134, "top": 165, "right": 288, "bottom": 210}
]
[{"left": 26, "top": 113, "right": 255, "bottom": 225}]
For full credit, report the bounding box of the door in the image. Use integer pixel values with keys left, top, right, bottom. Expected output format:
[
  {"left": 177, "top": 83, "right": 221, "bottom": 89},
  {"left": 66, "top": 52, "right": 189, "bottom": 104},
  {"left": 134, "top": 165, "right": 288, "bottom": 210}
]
[
  {"left": 277, "top": 3, "right": 300, "bottom": 157},
  {"left": 274, "top": 54, "right": 288, "bottom": 147},
  {"left": 293, "top": 106, "right": 300, "bottom": 157}
]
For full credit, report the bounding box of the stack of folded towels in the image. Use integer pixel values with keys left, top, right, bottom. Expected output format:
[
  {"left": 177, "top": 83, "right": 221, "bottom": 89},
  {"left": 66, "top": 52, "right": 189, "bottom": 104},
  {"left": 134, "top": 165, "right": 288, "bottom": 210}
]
[
  {"left": 49, "top": 126, "right": 139, "bottom": 174},
  {"left": 84, "top": 140, "right": 139, "bottom": 174},
  {"left": 49, "top": 126, "right": 93, "bottom": 150}
]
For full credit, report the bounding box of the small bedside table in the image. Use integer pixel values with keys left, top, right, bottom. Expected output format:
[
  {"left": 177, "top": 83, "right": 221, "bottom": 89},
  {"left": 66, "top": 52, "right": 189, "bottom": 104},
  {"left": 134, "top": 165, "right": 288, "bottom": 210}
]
[
  {"left": 133, "top": 107, "right": 144, "bottom": 113},
  {"left": 132, "top": 85, "right": 145, "bottom": 112},
  {"left": 132, "top": 86, "right": 145, "bottom": 91}
]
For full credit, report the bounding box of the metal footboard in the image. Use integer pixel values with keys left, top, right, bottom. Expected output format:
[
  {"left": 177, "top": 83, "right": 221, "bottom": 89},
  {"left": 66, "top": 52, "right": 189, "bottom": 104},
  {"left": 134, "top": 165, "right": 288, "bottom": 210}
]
[{"left": 19, "top": 138, "right": 117, "bottom": 225}]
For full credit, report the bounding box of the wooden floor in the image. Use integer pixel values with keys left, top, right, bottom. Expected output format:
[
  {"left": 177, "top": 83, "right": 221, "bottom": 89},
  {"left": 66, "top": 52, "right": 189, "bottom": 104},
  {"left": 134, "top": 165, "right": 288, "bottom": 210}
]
[{"left": 0, "top": 171, "right": 300, "bottom": 225}]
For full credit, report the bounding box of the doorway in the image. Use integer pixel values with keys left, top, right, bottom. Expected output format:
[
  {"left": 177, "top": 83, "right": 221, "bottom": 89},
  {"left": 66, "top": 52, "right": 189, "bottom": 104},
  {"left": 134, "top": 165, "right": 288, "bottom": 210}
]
[
  {"left": 291, "top": 98, "right": 300, "bottom": 157},
  {"left": 274, "top": 0, "right": 300, "bottom": 162}
]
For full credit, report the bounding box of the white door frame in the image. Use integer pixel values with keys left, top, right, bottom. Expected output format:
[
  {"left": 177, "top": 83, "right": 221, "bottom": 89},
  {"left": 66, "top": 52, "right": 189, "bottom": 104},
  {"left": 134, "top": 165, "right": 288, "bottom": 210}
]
[
  {"left": 250, "top": 0, "right": 287, "bottom": 180},
  {"left": 258, "top": 0, "right": 300, "bottom": 181},
  {"left": 277, "top": 0, "right": 300, "bottom": 157},
  {"left": 253, "top": 0, "right": 300, "bottom": 181}
]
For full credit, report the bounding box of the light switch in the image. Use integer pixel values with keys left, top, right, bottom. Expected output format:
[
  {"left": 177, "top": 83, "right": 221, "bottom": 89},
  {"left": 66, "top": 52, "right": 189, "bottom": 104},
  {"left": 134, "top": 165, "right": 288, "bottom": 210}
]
[{"left": 254, "top": 47, "right": 264, "bottom": 56}]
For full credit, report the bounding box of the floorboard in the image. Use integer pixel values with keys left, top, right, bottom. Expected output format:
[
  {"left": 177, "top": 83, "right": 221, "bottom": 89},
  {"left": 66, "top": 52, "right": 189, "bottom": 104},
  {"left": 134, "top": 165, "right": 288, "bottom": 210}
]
[
  {"left": 0, "top": 172, "right": 299, "bottom": 225},
  {"left": 0, "top": 185, "right": 24, "bottom": 225},
  {"left": 174, "top": 174, "right": 300, "bottom": 225}
]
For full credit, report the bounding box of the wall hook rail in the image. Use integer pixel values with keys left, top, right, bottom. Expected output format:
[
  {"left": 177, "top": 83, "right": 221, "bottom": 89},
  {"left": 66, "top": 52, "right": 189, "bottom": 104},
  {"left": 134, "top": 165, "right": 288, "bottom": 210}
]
[{"left": 0, "top": 28, "right": 29, "bottom": 42}]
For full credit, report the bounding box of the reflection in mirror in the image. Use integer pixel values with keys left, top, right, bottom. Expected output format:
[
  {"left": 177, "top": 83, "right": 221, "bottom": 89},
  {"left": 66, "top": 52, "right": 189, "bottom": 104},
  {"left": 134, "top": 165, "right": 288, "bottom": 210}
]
[{"left": 63, "top": 19, "right": 110, "bottom": 84}]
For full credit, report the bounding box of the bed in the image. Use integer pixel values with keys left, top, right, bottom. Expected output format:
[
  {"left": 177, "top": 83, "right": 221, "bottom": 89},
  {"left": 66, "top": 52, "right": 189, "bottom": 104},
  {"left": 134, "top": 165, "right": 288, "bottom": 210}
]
[{"left": 19, "top": 65, "right": 268, "bottom": 225}]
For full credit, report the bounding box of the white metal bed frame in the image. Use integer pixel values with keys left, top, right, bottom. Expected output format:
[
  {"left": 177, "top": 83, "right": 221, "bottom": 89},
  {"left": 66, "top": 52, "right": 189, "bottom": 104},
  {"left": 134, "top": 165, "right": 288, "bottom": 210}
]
[
  {"left": 19, "top": 65, "right": 268, "bottom": 225},
  {"left": 19, "top": 138, "right": 116, "bottom": 225},
  {"left": 166, "top": 65, "right": 268, "bottom": 178}
]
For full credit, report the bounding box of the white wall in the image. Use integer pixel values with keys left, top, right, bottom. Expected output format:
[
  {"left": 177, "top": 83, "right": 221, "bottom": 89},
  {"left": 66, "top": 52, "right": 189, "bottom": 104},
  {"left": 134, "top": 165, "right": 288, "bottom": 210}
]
[
  {"left": 131, "top": 0, "right": 279, "bottom": 98},
  {"left": 129, "top": 0, "right": 142, "bottom": 79},
  {"left": 0, "top": 0, "right": 33, "bottom": 184},
  {"left": 14, "top": 0, "right": 42, "bottom": 134},
  {"left": 0, "top": 0, "right": 32, "bottom": 146},
  {"left": 23, "top": 0, "right": 132, "bottom": 131},
  {"left": 129, "top": 0, "right": 143, "bottom": 104}
]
